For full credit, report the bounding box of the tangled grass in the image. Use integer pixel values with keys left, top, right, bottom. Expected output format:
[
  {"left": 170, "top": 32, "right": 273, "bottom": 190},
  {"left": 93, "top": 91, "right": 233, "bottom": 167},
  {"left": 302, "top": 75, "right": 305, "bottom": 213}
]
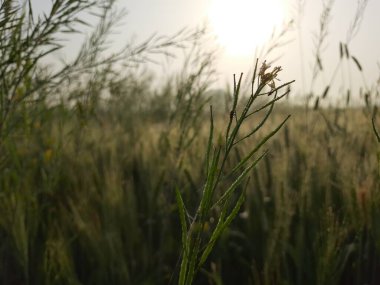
[{"left": 0, "top": 1, "right": 379, "bottom": 284}]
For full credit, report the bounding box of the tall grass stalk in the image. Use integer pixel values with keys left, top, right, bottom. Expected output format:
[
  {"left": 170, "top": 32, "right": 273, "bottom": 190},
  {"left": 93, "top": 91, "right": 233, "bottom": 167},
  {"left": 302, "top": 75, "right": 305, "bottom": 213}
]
[{"left": 176, "top": 59, "right": 294, "bottom": 284}]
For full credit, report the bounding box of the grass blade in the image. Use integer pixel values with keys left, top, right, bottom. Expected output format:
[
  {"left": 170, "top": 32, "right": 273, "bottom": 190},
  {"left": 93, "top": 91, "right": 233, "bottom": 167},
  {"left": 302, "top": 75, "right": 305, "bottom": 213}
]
[
  {"left": 198, "top": 189, "right": 246, "bottom": 268},
  {"left": 176, "top": 187, "right": 189, "bottom": 285}
]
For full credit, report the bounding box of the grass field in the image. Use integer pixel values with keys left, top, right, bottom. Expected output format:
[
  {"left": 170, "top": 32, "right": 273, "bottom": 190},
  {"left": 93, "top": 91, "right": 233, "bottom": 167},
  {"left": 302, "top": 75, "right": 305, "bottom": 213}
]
[{"left": 1, "top": 0, "right": 380, "bottom": 284}]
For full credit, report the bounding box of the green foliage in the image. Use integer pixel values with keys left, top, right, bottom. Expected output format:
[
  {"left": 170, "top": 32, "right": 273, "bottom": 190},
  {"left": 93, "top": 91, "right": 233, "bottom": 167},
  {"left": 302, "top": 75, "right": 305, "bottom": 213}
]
[
  {"left": 176, "top": 62, "right": 293, "bottom": 284},
  {"left": 0, "top": 1, "right": 379, "bottom": 285}
]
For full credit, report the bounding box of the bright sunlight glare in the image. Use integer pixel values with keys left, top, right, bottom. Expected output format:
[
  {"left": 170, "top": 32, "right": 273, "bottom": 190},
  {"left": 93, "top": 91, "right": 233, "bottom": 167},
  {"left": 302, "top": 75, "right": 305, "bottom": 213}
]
[{"left": 208, "top": 0, "right": 285, "bottom": 57}]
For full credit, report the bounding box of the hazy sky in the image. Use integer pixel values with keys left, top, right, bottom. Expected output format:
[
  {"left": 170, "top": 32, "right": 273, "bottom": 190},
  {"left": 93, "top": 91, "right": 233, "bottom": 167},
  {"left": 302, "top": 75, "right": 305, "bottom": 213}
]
[{"left": 37, "top": 0, "right": 380, "bottom": 103}]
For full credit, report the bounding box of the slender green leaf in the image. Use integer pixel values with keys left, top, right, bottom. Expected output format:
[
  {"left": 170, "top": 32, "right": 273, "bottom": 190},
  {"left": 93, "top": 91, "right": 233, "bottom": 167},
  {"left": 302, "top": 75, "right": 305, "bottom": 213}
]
[
  {"left": 176, "top": 187, "right": 189, "bottom": 285},
  {"left": 198, "top": 189, "right": 246, "bottom": 267}
]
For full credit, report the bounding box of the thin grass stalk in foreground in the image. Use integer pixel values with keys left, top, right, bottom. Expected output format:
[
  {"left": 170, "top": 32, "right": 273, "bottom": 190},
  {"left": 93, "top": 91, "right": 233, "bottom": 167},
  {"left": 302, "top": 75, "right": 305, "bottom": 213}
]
[
  {"left": 372, "top": 110, "right": 380, "bottom": 178},
  {"left": 176, "top": 59, "right": 294, "bottom": 284}
]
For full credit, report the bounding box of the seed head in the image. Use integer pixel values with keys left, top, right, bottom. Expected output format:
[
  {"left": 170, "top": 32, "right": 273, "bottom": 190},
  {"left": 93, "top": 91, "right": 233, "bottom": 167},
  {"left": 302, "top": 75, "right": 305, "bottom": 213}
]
[{"left": 259, "top": 61, "right": 282, "bottom": 91}]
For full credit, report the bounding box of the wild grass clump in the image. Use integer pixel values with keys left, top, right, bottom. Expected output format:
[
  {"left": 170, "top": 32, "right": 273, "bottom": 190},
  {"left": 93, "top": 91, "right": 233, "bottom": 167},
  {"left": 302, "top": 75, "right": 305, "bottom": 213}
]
[{"left": 176, "top": 61, "right": 293, "bottom": 284}]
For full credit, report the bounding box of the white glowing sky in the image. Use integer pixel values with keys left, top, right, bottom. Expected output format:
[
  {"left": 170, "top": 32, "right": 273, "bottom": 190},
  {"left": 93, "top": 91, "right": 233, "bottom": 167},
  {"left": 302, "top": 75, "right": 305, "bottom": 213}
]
[{"left": 208, "top": 0, "right": 285, "bottom": 56}]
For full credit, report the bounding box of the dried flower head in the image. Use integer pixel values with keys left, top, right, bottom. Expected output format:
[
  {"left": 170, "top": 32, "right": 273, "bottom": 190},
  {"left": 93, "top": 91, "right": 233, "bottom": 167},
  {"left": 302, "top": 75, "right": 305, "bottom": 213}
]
[
  {"left": 259, "top": 60, "right": 271, "bottom": 77},
  {"left": 259, "top": 60, "right": 282, "bottom": 90}
]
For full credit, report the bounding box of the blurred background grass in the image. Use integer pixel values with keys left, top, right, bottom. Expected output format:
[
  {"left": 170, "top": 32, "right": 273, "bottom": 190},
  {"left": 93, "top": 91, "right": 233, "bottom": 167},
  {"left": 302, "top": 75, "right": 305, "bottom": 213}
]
[{"left": 0, "top": 0, "right": 380, "bottom": 284}]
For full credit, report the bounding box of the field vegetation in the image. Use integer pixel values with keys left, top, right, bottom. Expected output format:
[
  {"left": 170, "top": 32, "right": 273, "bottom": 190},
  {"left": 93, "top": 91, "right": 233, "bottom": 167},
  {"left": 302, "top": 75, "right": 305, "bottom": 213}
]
[{"left": 0, "top": 0, "right": 379, "bottom": 284}]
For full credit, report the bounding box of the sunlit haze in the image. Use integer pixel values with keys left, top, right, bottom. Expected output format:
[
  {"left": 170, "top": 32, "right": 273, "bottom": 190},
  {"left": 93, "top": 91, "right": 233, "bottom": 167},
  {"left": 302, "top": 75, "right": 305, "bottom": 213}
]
[
  {"left": 36, "top": 0, "right": 380, "bottom": 102},
  {"left": 209, "top": 0, "right": 285, "bottom": 56}
]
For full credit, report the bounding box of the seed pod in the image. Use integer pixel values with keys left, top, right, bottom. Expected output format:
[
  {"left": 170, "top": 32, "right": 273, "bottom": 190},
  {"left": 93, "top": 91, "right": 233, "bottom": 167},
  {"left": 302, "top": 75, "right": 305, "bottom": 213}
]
[
  {"left": 339, "top": 42, "right": 343, "bottom": 59},
  {"left": 322, "top": 86, "right": 330, "bottom": 98},
  {"left": 317, "top": 56, "right": 323, "bottom": 70},
  {"left": 364, "top": 92, "right": 370, "bottom": 107},
  {"left": 372, "top": 107, "right": 380, "bottom": 143},
  {"left": 351, "top": 56, "right": 362, "bottom": 71},
  {"left": 344, "top": 44, "right": 350, "bottom": 58},
  {"left": 314, "top": 97, "right": 319, "bottom": 110}
]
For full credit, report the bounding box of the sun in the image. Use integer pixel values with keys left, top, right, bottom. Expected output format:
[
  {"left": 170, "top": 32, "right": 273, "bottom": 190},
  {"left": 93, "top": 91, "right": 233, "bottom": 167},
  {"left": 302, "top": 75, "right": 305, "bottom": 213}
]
[{"left": 208, "top": 0, "right": 285, "bottom": 57}]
